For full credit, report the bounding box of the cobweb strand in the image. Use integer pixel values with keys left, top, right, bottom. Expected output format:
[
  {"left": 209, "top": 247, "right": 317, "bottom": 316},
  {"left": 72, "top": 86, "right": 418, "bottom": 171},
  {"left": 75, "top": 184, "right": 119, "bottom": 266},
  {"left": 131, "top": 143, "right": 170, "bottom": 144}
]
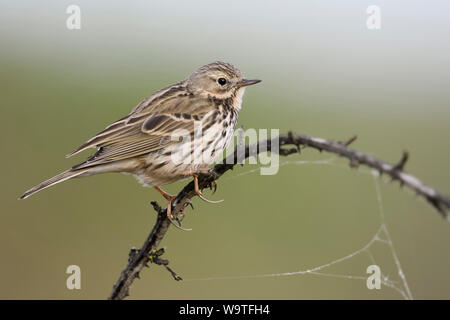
[{"left": 184, "top": 157, "right": 414, "bottom": 300}]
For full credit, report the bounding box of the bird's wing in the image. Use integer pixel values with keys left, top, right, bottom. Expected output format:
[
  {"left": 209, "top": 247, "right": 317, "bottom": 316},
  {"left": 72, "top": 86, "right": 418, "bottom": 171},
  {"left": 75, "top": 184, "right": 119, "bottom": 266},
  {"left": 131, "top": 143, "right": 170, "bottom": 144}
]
[{"left": 67, "top": 87, "right": 216, "bottom": 170}]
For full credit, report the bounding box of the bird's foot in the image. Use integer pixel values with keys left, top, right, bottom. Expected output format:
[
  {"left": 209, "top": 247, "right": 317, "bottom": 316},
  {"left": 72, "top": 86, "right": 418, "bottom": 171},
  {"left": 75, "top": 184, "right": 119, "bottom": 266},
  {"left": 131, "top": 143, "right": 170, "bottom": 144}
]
[
  {"left": 153, "top": 186, "right": 177, "bottom": 219},
  {"left": 153, "top": 187, "right": 193, "bottom": 231},
  {"left": 192, "top": 173, "right": 223, "bottom": 204}
]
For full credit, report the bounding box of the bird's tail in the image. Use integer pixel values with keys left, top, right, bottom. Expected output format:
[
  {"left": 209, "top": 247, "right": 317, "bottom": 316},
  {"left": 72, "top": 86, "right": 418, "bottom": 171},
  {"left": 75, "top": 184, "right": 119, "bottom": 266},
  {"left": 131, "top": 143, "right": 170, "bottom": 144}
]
[{"left": 19, "top": 169, "right": 88, "bottom": 200}]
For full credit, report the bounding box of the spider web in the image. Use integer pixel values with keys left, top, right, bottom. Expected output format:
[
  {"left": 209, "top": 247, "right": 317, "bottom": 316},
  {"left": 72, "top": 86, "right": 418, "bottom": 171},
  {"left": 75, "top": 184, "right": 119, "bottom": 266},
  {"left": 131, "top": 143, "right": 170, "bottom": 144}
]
[{"left": 184, "top": 158, "right": 414, "bottom": 300}]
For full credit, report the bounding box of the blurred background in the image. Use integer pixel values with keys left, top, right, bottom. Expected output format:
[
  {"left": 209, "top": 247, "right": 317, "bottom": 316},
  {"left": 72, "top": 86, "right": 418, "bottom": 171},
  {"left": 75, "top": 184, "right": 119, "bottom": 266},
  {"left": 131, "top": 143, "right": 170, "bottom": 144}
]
[{"left": 1, "top": 0, "right": 449, "bottom": 299}]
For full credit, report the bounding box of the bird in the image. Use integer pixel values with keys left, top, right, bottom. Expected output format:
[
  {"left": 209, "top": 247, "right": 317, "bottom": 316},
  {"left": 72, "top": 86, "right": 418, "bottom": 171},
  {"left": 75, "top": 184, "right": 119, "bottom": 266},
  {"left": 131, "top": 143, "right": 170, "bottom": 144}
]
[{"left": 19, "top": 61, "right": 261, "bottom": 221}]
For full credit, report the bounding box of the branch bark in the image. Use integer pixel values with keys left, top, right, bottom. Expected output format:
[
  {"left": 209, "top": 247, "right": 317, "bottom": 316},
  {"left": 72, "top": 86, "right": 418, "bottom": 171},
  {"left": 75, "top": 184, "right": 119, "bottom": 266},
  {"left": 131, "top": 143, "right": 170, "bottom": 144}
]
[{"left": 108, "top": 131, "right": 450, "bottom": 300}]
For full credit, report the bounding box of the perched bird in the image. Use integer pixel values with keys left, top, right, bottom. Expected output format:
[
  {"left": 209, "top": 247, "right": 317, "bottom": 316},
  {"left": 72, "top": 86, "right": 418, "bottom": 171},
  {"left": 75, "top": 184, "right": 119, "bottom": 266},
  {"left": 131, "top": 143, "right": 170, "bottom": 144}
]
[{"left": 19, "top": 61, "right": 261, "bottom": 220}]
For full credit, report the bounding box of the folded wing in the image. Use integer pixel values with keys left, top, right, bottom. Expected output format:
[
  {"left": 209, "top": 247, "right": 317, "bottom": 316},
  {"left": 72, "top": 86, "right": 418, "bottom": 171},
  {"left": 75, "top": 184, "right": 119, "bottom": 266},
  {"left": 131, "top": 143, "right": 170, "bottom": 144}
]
[{"left": 67, "top": 91, "right": 214, "bottom": 170}]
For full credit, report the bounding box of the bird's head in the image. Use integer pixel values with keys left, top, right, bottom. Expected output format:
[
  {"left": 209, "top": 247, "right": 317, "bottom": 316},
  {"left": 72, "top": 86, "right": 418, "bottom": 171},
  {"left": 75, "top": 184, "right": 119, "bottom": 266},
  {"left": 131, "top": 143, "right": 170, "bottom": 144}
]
[{"left": 186, "top": 61, "right": 261, "bottom": 100}]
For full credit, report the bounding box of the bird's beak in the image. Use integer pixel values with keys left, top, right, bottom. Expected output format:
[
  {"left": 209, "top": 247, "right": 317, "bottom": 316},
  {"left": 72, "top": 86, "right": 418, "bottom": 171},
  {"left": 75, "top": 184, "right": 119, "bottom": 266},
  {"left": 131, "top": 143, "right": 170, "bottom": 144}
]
[{"left": 237, "top": 79, "right": 261, "bottom": 88}]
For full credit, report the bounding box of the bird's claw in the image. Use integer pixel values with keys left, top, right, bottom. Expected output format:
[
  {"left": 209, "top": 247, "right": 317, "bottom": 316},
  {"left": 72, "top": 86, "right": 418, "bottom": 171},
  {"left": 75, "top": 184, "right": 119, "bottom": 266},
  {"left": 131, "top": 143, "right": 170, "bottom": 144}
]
[
  {"left": 168, "top": 217, "right": 192, "bottom": 231},
  {"left": 209, "top": 180, "right": 217, "bottom": 194},
  {"left": 192, "top": 173, "right": 223, "bottom": 203},
  {"left": 197, "top": 191, "right": 224, "bottom": 204},
  {"left": 168, "top": 206, "right": 192, "bottom": 231},
  {"left": 184, "top": 199, "right": 194, "bottom": 211}
]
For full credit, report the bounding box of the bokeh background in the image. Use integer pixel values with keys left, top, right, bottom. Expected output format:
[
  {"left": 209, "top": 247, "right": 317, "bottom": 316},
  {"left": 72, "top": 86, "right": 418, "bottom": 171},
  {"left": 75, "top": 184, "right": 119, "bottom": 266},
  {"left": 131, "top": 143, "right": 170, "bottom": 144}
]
[{"left": 1, "top": 0, "right": 449, "bottom": 299}]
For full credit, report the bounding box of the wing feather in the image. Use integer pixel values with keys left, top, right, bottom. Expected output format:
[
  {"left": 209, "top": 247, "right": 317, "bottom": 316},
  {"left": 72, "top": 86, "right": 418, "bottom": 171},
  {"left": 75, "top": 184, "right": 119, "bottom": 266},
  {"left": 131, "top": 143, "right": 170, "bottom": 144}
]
[{"left": 68, "top": 86, "right": 216, "bottom": 170}]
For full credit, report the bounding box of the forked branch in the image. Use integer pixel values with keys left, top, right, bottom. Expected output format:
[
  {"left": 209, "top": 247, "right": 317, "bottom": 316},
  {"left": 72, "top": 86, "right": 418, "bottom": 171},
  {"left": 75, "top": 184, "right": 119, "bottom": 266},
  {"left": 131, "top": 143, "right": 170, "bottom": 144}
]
[{"left": 108, "top": 131, "right": 450, "bottom": 300}]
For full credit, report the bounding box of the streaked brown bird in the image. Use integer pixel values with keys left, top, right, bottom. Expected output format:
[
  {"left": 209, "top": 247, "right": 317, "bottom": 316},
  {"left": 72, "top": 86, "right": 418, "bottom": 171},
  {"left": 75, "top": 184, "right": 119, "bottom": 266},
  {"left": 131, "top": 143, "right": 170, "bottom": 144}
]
[{"left": 20, "top": 61, "right": 261, "bottom": 220}]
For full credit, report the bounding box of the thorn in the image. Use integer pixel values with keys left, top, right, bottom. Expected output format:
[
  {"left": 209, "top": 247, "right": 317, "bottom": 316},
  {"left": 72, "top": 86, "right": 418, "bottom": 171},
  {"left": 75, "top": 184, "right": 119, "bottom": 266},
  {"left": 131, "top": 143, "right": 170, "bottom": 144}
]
[
  {"left": 128, "top": 247, "right": 139, "bottom": 263},
  {"left": 393, "top": 151, "right": 409, "bottom": 172},
  {"left": 135, "top": 273, "right": 140, "bottom": 279},
  {"left": 150, "top": 201, "right": 162, "bottom": 214},
  {"left": 342, "top": 135, "right": 357, "bottom": 146},
  {"left": 287, "top": 131, "right": 295, "bottom": 143},
  {"left": 426, "top": 196, "right": 447, "bottom": 219}
]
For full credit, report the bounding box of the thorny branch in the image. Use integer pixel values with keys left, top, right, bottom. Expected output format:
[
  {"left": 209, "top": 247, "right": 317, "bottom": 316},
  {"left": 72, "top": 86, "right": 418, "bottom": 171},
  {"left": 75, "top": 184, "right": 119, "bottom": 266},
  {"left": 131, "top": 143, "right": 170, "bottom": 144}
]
[{"left": 108, "top": 131, "right": 450, "bottom": 300}]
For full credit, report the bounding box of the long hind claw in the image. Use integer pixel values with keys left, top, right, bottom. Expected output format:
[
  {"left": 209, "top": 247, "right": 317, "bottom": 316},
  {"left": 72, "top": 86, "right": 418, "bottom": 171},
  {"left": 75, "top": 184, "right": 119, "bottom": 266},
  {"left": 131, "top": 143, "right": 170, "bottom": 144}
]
[
  {"left": 197, "top": 192, "right": 223, "bottom": 204},
  {"left": 167, "top": 203, "right": 192, "bottom": 231},
  {"left": 168, "top": 217, "right": 192, "bottom": 231},
  {"left": 193, "top": 174, "right": 224, "bottom": 204}
]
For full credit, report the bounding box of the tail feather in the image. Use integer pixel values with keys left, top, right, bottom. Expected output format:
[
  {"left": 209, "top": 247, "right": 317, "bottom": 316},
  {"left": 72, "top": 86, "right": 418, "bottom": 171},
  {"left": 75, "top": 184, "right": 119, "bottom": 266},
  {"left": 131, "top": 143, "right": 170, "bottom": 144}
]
[{"left": 19, "top": 169, "right": 88, "bottom": 200}]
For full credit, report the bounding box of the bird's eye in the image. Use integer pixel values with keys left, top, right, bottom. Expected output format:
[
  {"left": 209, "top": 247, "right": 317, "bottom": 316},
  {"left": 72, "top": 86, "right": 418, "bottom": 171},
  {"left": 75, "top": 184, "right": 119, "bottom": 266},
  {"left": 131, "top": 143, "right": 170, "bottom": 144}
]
[{"left": 217, "top": 78, "right": 227, "bottom": 86}]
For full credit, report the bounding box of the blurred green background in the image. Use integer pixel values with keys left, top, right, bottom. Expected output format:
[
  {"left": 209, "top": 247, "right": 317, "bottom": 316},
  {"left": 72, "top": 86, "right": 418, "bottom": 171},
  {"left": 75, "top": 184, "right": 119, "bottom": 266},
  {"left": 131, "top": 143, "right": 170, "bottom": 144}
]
[{"left": 1, "top": 0, "right": 449, "bottom": 299}]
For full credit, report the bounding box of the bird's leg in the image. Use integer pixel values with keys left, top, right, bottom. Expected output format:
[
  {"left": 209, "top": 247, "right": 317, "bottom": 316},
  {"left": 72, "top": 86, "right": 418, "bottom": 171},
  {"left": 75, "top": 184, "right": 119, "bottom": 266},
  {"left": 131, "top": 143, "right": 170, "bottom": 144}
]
[
  {"left": 153, "top": 187, "right": 193, "bottom": 231},
  {"left": 192, "top": 173, "right": 223, "bottom": 204},
  {"left": 153, "top": 186, "right": 182, "bottom": 220}
]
